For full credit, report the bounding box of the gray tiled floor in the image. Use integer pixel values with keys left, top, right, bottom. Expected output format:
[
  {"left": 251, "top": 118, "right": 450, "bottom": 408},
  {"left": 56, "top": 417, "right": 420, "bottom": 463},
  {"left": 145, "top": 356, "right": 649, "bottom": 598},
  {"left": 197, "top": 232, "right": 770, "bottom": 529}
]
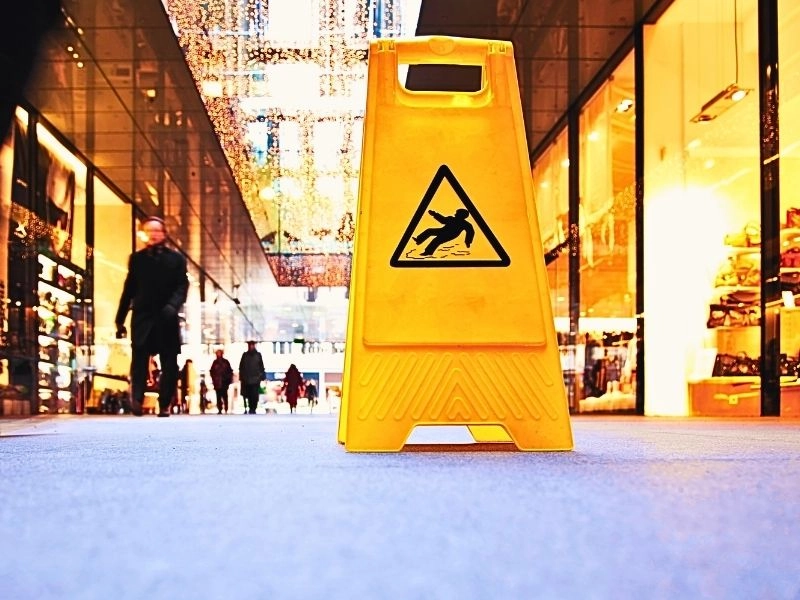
[{"left": 1, "top": 414, "right": 799, "bottom": 600}]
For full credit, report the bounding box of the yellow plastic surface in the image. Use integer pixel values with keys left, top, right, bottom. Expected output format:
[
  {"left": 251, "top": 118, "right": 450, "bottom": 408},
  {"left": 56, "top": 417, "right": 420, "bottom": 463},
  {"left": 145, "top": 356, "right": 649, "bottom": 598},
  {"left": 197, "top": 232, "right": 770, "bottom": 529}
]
[{"left": 338, "top": 36, "right": 573, "bottom": 452}]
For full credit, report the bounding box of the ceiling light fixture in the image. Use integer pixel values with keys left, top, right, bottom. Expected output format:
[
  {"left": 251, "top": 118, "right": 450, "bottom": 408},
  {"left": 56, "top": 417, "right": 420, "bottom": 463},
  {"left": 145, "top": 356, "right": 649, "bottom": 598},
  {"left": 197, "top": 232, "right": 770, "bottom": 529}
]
[
  {"left": 690, "top": 0, "right": 751, "bottom": 123},
  {"left": 690, "top": 83, "right": 751, "bottom": 123},
  {"left": 615, "top": 98, "right": 634, "bottom": 113}
]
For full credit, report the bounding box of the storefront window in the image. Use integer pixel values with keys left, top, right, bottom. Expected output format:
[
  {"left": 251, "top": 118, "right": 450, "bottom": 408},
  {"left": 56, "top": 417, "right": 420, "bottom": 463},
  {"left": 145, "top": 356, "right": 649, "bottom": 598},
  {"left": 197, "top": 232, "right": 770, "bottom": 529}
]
[
  {"left": 30, "top": 123, "right": 88, "bottom": 414},
  {"left": 0, "top": 111, "right": 25, "bottom": 355},
  {"left": 533, "top": 129, "right": 569, "bottom": 256},
  {"left": 0, "top": 110, "right": 30, "bottom": 414},
  {"left": 533, "top": 129, "right": 574, "bottom": 406},
  {"left": 548, "top": 251, "right": 573, "bottom": 407},
  {"left": 181, "top": 261, "right": 202, "bottom": 361},
  {"left": 644, "top": 0, "right": 759, "bottom": 415},
  {"left": 577, "top": 52, "right": 637, "bottom": 413},
  {"left": 35, "top": 124, "right": 87, "bottom": 269},
  {"left": 93, "top": 177, "right": 132, "bottom": 384},
  {"left": 778, "top": 0, "right": 800, "bottom": 412}
]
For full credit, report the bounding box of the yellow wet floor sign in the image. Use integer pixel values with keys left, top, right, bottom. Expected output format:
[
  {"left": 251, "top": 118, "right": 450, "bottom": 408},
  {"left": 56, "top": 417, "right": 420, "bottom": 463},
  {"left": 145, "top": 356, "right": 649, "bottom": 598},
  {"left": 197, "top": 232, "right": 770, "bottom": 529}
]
[{"left": 338, "top": 36, "right": 573, "bottom": 451}]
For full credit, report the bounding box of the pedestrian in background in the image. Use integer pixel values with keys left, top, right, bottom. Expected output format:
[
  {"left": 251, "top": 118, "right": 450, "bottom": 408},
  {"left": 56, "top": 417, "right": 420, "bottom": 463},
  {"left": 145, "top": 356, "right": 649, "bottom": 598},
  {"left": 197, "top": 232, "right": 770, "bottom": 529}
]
[
  {"left": 199, "top": 375, "right": 208, "bottom": 414},
  {"left": 304, "top": 379, "right": 318, "bottom": 411},
  {"left": 209, "top": 348, "right": 233, "bottom": 414},
  {"left": 282, "top": 364, "right": 304, "bottom": 414},
  {"left": 178, "top": 358, "right": 196, "bottom": 414},
  {"left": 115, "top": 216, "right": 188, "bottom": 418},
  {"left": 238, "top": 341, "right": 265, "bottom": 414}
]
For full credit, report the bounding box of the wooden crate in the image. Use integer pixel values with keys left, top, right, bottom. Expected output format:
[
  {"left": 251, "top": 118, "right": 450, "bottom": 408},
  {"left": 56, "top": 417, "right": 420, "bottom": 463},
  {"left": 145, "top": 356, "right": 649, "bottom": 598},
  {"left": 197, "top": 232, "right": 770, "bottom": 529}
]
[
  {"left": 689, "top": 378, "right": 761, "bottom": 416},
  {"left": 690, "top": 377, "right": 800, "bottom": 416}
]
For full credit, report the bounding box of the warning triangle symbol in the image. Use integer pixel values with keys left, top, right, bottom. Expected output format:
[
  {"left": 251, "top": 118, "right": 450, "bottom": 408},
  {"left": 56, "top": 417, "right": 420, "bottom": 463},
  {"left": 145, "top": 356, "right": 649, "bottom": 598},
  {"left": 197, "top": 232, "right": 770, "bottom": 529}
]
[{"left": 390, "top": 165, "right": 511, "bottom": 268}]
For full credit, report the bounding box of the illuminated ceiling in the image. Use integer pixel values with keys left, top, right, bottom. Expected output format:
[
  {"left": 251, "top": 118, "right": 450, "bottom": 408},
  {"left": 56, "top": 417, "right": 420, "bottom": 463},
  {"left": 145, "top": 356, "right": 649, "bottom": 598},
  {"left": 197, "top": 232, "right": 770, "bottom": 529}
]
[{"left": 161, "top": 0, "right": 422, "bottom": 286}]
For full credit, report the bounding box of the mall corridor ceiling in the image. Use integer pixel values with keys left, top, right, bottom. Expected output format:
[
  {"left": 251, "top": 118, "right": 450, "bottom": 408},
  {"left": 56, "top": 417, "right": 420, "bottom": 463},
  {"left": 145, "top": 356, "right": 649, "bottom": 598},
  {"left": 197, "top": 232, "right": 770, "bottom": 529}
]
[
  {"left": 413, "top": 0, "right": 659, "bottom": 150},
  {"left": 22, "top": 0, "right": 663, "bottom": 340},
  {"left": 26, "top": 0, "right": 277, "bottom": 336}
]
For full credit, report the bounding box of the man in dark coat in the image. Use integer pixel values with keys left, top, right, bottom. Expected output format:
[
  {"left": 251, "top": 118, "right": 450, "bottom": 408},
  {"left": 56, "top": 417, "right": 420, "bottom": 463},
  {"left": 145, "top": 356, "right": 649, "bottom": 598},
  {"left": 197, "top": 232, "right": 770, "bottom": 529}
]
[
  {"left": 115, "top": 216, "right": 188, "bottom": 417},
  {"left": 238, "top": 341, "right": 265, "bottom": 414},
  {"left": 209, "top": 348, "right": 234, "bottom": 414}
]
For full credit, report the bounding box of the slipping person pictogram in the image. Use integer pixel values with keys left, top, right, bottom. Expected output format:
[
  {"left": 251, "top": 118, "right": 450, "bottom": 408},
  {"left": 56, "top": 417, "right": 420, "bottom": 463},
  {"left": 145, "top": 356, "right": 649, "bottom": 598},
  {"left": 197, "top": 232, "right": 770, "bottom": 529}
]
[
  {"left": 413, "top": 209, "right": 475, "bottom": 256},
  {"left": 390, "top": 164, "right": 510, "bottom": 268}
]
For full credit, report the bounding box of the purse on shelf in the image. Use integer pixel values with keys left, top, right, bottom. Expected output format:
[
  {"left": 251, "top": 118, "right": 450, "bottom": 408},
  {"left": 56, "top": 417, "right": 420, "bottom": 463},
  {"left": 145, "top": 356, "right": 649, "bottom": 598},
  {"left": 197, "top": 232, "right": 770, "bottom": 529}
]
[
  {"left": 719, "top": 289, "right": 760, "bottom": 305},
  {"left": 723, "top": 222, "right": 761, "bottom": 247},
  {"left": 786, "top": 207, "right": 800, "bottom": 229},
  {"left": 779, "top": 354, "right": 800, "bottom": 377},
  {"left": 706, "top": 303, "right": 761, "bottom": 328},
  {"left": 714, "top": 252, "right": 761, "bottom": 288},
  {"left": 781, "top": 247, "right": 800, "bottom": 269},
  {"left": 781, "top": 271, "right": 800, "bottom": 294},
  {"left": 712, "top": 352, "right": 760, "bottom": 377}
]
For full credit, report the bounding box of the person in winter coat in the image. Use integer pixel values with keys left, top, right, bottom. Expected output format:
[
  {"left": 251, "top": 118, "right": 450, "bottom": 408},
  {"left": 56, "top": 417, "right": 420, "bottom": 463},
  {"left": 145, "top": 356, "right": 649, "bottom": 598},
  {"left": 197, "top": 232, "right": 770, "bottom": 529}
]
[
  {"left": 115, "top": 216, "right": 188, "bottom": 417},
  {"left": 282, "top": 364, "right": 304, "bottom": 414},
  {"left": 209, "top": 348, "right": 234, "bottom": 414},
  {"left": 304, "top": 380, "right": 318, "bottom": 409},
  {"left": 238, "top": 341, "right": 265, "bottom": 414}
]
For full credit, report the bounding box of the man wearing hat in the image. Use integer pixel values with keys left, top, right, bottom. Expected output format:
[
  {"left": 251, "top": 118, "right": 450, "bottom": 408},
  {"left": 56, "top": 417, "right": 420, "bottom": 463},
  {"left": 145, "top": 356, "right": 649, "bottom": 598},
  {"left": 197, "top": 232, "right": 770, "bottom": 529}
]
[
  {"left": 238, "top": 340, "right": 265, "bottom": 414},
  {"left": 115, "top": 216, "right": 188, "bottom": 417}
]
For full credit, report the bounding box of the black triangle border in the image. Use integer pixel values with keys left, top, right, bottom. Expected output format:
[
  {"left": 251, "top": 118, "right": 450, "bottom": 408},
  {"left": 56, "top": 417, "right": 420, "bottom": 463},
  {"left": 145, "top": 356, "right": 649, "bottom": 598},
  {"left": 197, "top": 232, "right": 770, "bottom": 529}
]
[{"left": 389, "top": 164, "right": 511, "bottom": 268}]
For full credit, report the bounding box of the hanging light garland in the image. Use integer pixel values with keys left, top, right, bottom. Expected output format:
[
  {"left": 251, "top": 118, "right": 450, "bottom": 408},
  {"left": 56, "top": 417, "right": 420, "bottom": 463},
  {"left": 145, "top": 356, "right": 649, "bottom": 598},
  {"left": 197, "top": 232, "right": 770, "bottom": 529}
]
[{"left": 161, "top": 0, "right": 410, "bottom": 255}]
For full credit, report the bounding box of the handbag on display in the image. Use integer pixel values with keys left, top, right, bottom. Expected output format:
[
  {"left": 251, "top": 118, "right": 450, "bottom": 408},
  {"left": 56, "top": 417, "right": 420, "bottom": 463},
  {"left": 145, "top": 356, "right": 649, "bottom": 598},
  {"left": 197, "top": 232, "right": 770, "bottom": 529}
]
[
  {"left": 712, "top": 352, "right": 760, "bottom": 377},
  {"left": 723, "top": 222, "right": 761, "bottom": 247},
  {"left": 786, "top": 207, "right": 800, "bottom": 229},
  {"left": 719, "top": 289, "right": 760, "bottom": 305},
  {"left": 706, "top": 303, "right": 760, "bottom": 328},
  {"left": 714, "top": 252, "right": 760, "bottom": 288},
  {"left": 779, "top": 354, "right": 800, "bottom": 377},
  {"left": 781, "top": 247, "right": 800, "bottom": 269},
  {"left": 781, "top": 271, "right": 800, "bottom": 295}
]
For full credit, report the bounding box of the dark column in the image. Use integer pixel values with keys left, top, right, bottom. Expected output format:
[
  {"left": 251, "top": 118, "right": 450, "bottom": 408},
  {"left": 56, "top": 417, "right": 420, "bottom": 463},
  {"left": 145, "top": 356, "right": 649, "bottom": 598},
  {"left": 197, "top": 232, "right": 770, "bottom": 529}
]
[
  {"left": 567, "top": 0, "right": 581, "bottom": 413},
  {"left": 84, "top": 169, "right": 94, "bottom": 369},
  {"left": 567, "top": 117, "right": 580, "bottom": 413},
  {"left": 634, "top": 26, "right": 645, "bottom": 415},
  {"left": 758, "top": 0, "right": 780, "bottom": 416}
]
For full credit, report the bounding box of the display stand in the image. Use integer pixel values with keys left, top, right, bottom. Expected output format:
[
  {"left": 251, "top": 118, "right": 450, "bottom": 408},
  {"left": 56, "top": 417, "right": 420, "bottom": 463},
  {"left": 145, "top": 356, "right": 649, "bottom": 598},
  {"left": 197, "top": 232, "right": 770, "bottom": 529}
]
[
  {"left": 689, "top": 227, "right": 800, "bottom": 416},
  {"left": 35, "top": 253, "right": 84, "bottom": 414}
]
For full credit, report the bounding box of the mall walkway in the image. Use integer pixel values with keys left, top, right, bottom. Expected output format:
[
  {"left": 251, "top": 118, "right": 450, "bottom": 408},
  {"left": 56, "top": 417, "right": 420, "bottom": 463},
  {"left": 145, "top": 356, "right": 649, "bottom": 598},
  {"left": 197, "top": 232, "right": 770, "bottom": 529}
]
[{"left": 1, "top": 413, "right": 799, "bottom": 600}]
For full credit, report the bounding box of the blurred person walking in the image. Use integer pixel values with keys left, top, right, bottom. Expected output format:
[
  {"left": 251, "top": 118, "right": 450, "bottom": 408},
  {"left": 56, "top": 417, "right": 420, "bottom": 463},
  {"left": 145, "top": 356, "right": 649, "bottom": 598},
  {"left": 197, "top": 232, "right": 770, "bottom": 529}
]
[
  {"left": 238, "top": 341, "right": 265, "bottom": 414},
  {"left": 209, "top": 349, "right": 233, "bottom": 414},
  {"left": 115, "top": 216, "right": 188, "bottom": 417},
  {"left": 282, "top": 364, "right": 304, "bottom": 414}
]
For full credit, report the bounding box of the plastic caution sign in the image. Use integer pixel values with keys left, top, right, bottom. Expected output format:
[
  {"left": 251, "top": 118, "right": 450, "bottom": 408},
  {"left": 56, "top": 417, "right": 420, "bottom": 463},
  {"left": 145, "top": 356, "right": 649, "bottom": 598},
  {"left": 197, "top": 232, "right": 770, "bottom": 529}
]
[{"left": 338, "top": 36, "right": 573, "bottom": 451}]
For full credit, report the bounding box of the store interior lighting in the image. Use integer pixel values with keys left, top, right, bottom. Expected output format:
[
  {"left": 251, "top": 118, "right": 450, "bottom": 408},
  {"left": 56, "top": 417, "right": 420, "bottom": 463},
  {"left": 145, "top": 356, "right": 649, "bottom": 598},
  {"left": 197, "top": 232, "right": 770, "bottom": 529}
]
[
  {"left": 690, "top": 0, "right": 750, "bottom": 123},
  {"left": 690, "top": 83, "right": 751, "bottom": 123}
]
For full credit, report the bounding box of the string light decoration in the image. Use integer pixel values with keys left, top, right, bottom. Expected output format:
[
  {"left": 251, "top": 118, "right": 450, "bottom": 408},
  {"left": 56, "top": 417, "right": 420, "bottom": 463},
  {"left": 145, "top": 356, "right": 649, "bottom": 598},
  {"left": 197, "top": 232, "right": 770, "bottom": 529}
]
[{"left": 161, "top": 0, "right": 416, "bottom": 283}]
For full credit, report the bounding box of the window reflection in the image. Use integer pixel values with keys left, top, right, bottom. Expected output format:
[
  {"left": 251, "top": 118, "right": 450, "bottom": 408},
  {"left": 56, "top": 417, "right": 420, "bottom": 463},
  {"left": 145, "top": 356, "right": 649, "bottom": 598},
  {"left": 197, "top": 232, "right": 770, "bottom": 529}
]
[
  {"left": 533, "top": 130, "right": 569, "bottom": 255},
  {"left": 645, "top": 0, "right": 759, "bottom": 416},
  {"left": 576, "top": 51, "right": 637, "bottom": 411}
]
